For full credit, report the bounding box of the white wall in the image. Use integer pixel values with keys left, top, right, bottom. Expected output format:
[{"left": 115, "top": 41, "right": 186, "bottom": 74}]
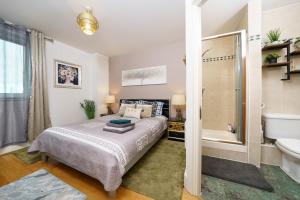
[
  {"left": 109, "top": 41, "right": 186, "bottom": 118},
  {"left": 262, "top": 3, "right": 300, "bottom": 115},
  {"left": 262, "top": 3, "right": 300, "bottom": 42},
  {"left": 46, "top": 41, "right": 109, "bottom": 126},
  {"left": 247, "top": 0, "right": 262, "bottom": 167}
]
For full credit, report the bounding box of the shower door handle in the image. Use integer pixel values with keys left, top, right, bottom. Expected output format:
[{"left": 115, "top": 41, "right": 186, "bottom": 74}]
[{"left": 200, "top": 106, "right": 202, "bottom": 120}]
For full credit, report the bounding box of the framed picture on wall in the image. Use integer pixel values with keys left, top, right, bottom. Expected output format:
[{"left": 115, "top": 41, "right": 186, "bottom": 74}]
[
  {"left": 122, "top": 65, "right": 167, "bottom": 86},
  {"left": 54, "top": 60, "right": 82, "bottom": 89}
]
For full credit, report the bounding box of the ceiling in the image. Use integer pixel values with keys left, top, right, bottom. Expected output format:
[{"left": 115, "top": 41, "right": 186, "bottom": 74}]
[
  {"left": 0, "top": 0, "right": 299, "bottom": 57},
  {"left": 201, "top": 0, "right": 300, "bottom": 37},
  {"left": 262, "top": 0, "right": 300, "bottom": 10},
  {"left": 0, "top": 0, "right": 185, "bottom": 57},
  {"left": 201, "top": 0, "right": 248, "bottom": 37}
]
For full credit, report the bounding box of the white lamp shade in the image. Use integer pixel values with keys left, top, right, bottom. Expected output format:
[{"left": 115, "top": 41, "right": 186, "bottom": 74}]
[
  {"left": 105, "top": 95, "right": 115, "bottom": 104},
  {"left": 172, "top": 94, "right": 185, "bottom": 105}
]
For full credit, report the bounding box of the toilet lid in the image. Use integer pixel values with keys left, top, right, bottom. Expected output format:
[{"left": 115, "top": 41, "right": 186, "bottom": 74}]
[{"left": 276, "top": 138, "right": 300, "bottom": 155}]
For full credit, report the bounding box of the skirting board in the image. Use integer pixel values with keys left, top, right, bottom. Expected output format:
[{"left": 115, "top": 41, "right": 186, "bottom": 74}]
[
  {"left": 261, "top": 143, "right": 282, "bottom": 166},
  {"left": 202, "top": 143, "right": 282, "bottom": 166},
  {"left": 202, "top": 146, "right": 248, "bottom": 163}
]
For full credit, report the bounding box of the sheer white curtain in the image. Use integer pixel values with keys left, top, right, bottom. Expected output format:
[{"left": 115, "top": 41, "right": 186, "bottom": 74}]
[{"left": 27, "top": 30, "right": 51, "bottom": 141}]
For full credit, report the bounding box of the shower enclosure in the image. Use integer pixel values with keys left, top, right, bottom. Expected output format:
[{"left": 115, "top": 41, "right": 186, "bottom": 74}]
[{"left": 202, "top": 30, "right": 246, "bottom": 144}]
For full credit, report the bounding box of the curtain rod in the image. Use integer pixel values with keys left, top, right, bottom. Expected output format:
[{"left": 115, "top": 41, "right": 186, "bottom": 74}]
[
  {"left": 26, "top": 29, "right": 54, "bottom": 43},
  {"left": 3, "top": 19, "right": 54, "bottom": 43}
]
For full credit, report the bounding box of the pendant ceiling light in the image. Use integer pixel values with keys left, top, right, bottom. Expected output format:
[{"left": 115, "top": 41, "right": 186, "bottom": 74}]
[{"left": 77, "top": 7, "right": 99, "bottom": 35}]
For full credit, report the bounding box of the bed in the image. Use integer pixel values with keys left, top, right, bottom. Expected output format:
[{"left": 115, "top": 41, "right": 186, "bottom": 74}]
[{"left": 28, "top": 99, "right": 169, "bottom": 194}]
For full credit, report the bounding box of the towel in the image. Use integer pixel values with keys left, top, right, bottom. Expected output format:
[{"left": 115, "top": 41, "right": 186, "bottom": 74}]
[
  {"left": 106, "top": 122, "right": 135, "bottom": 128},
  {"left": 109, "top": 119, "right": 131, "bottom": 124},
  {"left": 103, "top": 124, "right": 135, "bottom": 134}
]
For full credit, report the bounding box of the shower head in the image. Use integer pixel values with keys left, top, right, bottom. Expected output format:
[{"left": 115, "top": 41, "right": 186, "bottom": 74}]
[{"left": 202, "top": 49, "right": 211, "bottom": 57}]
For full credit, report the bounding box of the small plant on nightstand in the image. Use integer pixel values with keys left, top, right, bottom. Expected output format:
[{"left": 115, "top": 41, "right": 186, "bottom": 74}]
[
  {"left": 267, "top": 29, "right": 281, "bottom": 44},
  {"left": 80, "top": 99, "right": 96, "bottom": 120},
  {"left": 265, "top": 53, "right": 281, "bottom": 64}
]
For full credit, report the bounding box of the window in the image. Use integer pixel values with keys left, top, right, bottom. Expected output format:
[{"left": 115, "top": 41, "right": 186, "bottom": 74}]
[{"left": 0, "top": 39, "right": 24, "bottom": 94}]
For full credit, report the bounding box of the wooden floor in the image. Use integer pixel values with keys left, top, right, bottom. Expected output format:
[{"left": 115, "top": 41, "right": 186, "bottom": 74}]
[{"left": 0, "top": 154, "right": 201, "bottom": 200}]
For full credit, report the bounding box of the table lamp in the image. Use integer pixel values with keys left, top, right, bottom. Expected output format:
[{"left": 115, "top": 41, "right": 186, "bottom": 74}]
[
  {"left": 171, "top": 94, "right": 186, "bottom": 122},
  {"left": 105, "top": 95, "right": 115, "bottom": 115}
]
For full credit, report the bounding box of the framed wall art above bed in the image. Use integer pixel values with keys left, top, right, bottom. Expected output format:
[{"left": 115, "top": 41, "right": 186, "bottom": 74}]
[
  {"left": 122, "top": 65, "right": 167, "bottom": 87},
  {"left": 54, "top": 60, "right": 82, "bottom": 89}
]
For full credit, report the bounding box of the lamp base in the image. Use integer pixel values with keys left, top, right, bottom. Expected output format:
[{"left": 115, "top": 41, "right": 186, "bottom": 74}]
[
  {"left": 107, "top": 105, "right": 114, "bottom": 115},
  {"left": 176, "top": 109, "right": 183, "bottom": 122}
]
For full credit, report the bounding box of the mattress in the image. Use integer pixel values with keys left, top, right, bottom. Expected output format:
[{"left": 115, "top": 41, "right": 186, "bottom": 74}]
[{"left": 28, "top": 114, "right": 167, "bottom": 192}]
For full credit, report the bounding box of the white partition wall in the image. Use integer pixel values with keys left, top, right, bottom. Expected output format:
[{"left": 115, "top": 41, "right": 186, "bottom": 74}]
[
  {"left": 247, "top": 0, "right": 262, "bottom": 167},
  {"left": 185, "top": 0, "right": 207, "bottom": 197}
]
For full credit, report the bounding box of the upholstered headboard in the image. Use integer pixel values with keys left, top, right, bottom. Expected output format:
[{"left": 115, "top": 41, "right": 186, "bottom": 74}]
[{"left": 119, "top": 99, "right": 170, "bottom": 119}]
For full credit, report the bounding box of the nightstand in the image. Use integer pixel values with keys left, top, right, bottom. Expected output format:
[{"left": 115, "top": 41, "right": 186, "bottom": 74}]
[{"left": 168, "top": 120, "right": 185, "bottom": 142}]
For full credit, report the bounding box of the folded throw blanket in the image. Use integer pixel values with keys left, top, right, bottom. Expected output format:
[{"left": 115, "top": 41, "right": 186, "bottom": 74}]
[
  {"left": 103, "top": 125, "right": 135, "bottom": 134},
  {"left": 109, "top": 119, "right": 131, "bottom": 124},
  {"left": 106, "top": 122, "right": 135, "bottom": 128}
]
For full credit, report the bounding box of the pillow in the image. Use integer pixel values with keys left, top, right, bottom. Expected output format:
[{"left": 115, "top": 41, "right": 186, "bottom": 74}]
[
  {"left": 138, "top": 100, "right": 164, "bottom": 116},
  {"left": 118, "top": 103, "right": 136, "bottom": 116},
  {"left": 124, "top": 107, "right": 142, "bottom": 119},
  {"left": 136, "top": 104, "right": 153, "bottom": 118},
  {"left": 121, "top": 100, "right": 138, "bottom": 104},
  {"left": 138, "top": 100, "right": 157, "bottom": 117},
  {"left": 155, "top": 101, "right": 164, "bottom": 116}
]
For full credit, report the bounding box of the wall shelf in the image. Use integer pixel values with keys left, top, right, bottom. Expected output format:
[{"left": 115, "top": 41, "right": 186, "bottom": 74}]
[
  {"left": 262, "top": 40, "right": 291, "bottom": 80},
  {"left": 262, "top": 42, "right": 291, "bottom": 51},
  {"left": 289, "top": 70, "right": 300, "bottom": 74},
  {"left": 290, "top": 50, "right": 300, "bottom": 56},
  {"left": 262, "top": 62, "right": 290, "bottom": 68}
]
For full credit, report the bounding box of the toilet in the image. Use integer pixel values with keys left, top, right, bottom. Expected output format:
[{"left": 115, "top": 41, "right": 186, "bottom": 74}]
[{"left": 263, "top": 113, "right": 300, "bottom": 183}]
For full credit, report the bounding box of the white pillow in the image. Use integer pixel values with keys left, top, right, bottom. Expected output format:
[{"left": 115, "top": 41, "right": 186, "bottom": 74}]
[
  {"left": 118, "top": 103, "right": 135, "bottom": 115},
  {"left": 136, "top": 104, "right": 153, "bottom": 118},
  {"left": 124, "top": 107, "right": 142, "bottom": 119}
]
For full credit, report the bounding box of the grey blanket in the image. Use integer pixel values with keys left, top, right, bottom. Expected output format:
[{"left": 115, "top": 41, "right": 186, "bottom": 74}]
[
  {"left": 29, "top": 115, "right": 167, "bottom": 192},
  {"left": 106, "top": 122, "right": 135, "bottom": 128},
  {"left": 103, "top": 125, "right": 135, "bottom": 133}
]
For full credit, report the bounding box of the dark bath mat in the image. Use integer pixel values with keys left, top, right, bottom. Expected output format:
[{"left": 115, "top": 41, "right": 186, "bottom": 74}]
[{"left": 202, "top": 156, "right": 274, "bottom": 192}]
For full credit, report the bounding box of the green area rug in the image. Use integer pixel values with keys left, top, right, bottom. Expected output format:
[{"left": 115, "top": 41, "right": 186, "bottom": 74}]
[
  {"left": 11, "top": 139, "right": 186, "bottom": 200},
  {"left": 12, "top": 147, "right": 41, "bottom": 164},
  {"left": 122, "top": 138, "right": 186, "bottom": 200},
  {"left": 202, "top": 164, "right": 300, "bottom": 200}
]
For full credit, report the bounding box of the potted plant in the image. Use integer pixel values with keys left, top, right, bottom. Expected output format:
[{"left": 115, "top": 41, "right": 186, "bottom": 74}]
[
  {"left": 80, "top": 99, "right": 96, "bottom": 120},
  {"left": 265, "top": 53, "right": 281, "bottom": 64},
  {"left": 267, "top": 29, "right": 281, "bottom": 44},
  {"left": 294, "top": 37, "right": 300, "bottom": 50}
]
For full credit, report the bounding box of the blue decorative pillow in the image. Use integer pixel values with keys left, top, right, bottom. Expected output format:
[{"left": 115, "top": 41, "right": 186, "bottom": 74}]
[
  {"left": 121, "top": 100, "right": 138, "bottom": 104},
  {"left": 155, "top": 101, "right": 164, "bottom": 116}
]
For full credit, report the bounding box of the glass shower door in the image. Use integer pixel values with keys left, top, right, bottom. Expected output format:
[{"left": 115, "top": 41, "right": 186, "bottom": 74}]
[{"left": 202, "top": 30, "right": 246, "bottom": 144}]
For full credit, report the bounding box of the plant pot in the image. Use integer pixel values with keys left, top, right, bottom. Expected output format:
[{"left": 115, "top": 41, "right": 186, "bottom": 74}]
[
  {"left": 271, "top": 41, "right": 281, "bottom": 45},
  {"left": 295, "top": 41, "right": 300, "bottom": 50},
  {"left": 85, "top": 111, "right": 95, "bottom": 120},
  {"left": 268, "top": 58, "right": 278, "bottom": 64}
]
